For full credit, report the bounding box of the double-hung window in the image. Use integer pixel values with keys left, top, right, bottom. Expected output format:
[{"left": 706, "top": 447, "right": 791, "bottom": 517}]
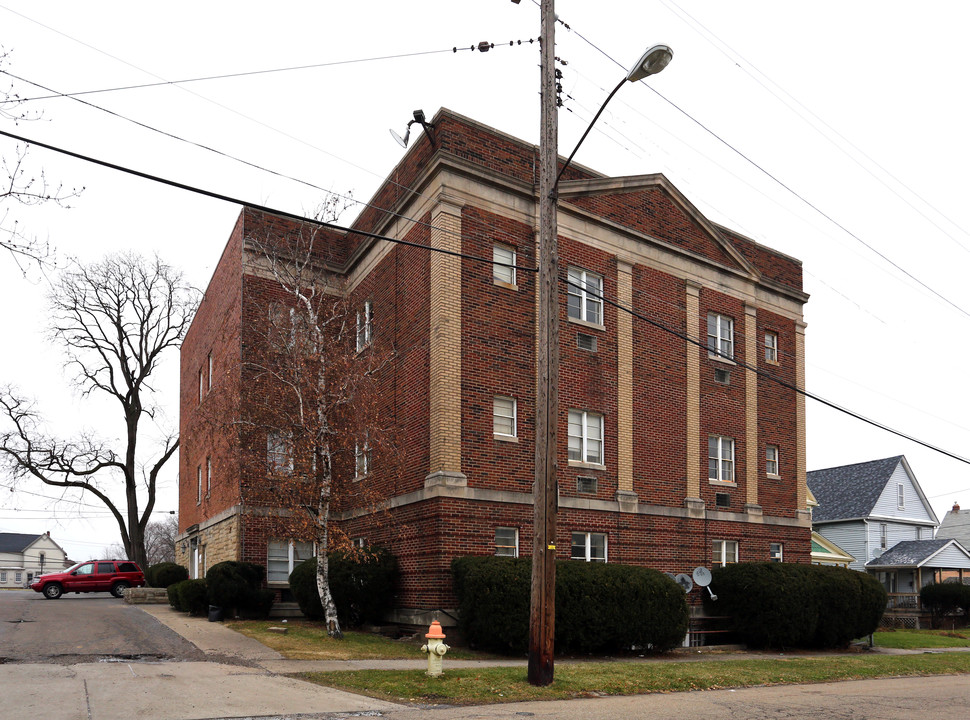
[
  {"left": 571, "top": 532, "right": 607, "bottom": 562},
  {"left": 267, "top": 539, "right": 313, "bottom": 583},
  {"left": 567, "top": 267, "right": 603, "bottom": 325},
  {"left": 495, "top": 528, "right": 519, "bottom": 557},
  {"left": 196, "top": 465, "right": 202, "bottom": 503},
  {"left": 707, "top": 313, "right": 734, "bottom": 360},
  {"left": 769, "top": 543, "right": 784, "bottom": 563},
  {"left": 708, "top": 435, "right": 735, "bottom": 483},
  {"left": 766, "top": 445, "right": 779, "bottom": 477},
  {"left": 712, "top": 539, "right": 738, "bottom": 568},
  {"left": 206, "top": 456, "right": 212, "bottom": 496},
  {"left": 355, "top": 440, "right": 372, "bottom": 479},
  {"left": 356, "top": 301, "right": 373, "bottom": 352},
  {"left": 880, "top": 523, "right": 888, "bottom": 550},
  {"left": 764, "top": 331, "right": 778, "bottom": 363},
  {"left": 897, "top": 483, "right": 905, "bottom": 509},
  {"left": 493, "top": 396, "right": 517, "bottom": 438},
  {"left": 492, "top": 244, "right": 516, "bottom": 286},
  {"left": 568, "top": 410, "right": 604, "bottom": 465},
  {"left": 267, "top": 431, "right": 294, "bottom": 475}
]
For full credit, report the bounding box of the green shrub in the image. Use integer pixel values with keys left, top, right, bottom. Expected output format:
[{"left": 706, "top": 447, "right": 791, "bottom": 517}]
[
  {"left": 451, "top": 556, "right": 689, "bottom": 654},
  {"left": 921, "top": 582, "right": 970, "bottom": 617},
  {"left": 289, "top": 547, "right": 399, "bottom": 627},
  {"left": 167, "top": 581, "right": 184, "bottom": 611},
  {"left": 206, "top": 561, "right": 267, "bottom": 617},
  {"left": 706, "top": 563, "right": 887, "bottom": 649},
  {"left": 147, "top": 562, "right": 189, "bottom": 588},
  {"left": 177, "top": 578, "right": 209, "bottom": 616}
]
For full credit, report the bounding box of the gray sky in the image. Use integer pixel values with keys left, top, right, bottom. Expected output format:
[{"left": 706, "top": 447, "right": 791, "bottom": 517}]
[{"left": 1, "top": 1, "right": 967, "bottom": 563}]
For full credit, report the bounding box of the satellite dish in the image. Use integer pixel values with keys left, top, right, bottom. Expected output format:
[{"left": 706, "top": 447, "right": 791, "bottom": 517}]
[
  {"left": 692, "top": 566, "right": 712, "bottom": 587},
  {"left": 389, "top": 127, "right": 410, "bottom": 148},
  {"left": 674, "top": 573, "right": 694, "bottom": 593},
  {"left": 664, "top": 572, "right": 677, "bottom": 581}
]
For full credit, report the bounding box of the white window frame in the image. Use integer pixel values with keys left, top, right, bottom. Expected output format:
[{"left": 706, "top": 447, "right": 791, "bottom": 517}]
[
  {"left": 766, "top": 445, "right": 779, "bottom": 477},
  {"left": 769, "top": 542, "right": 784, "bottom": 563},
  {"left": 356, "top": 300, "right": 373, "bottom": 352},
  {"left": 267, "top": 431, "right": 294, "bottom": 475},
  {"left": 267, "top": 539, "right": 314, "bottom": 584},
  {"left": 712, "top": 539, "right": 738, "bottom": 568},
  {"left": 196, "top": 464, "right": 202, "bottom": 504},
  {"left": 764, "top": 331, "right": 778, "bottom": 363},
  {"left": 206, "top": 456, "right": 212, "bottom": 496},
  {"left": 15, "top": 571, "right": 22, "bottom": 583},
  {"left": 495, "top": 527, "right": 519, "bottom": 557},
  {"left": 0, "top": 572, "right": 6, "bottom": 583},
  {"left": 568, "top": 409, "right": 604, "bottom": 466},
  {"left": 708, "top": 435, "right": 735, "bottom": 483},
  {"left": 880, "top": 523, "right": 888, "bottom": 550},
  {"left": 571, "top": 532, "right": 607, "bottom": 562},
  {"left": 198, "top": 367, "right": 204, "bottom": 403},
  {"left": 355, "top": 440, "right": 372, "bottom": 479},
  {"left": 916, "top": 526, "right": 923, "bottom": 541},
  {"left": 493, "top": 396, "right": 517, "bottom": 438},
  {"left": 492, "top": 244, "right": 516, "bottom": 287},
  {"left": 707, "top": 313, "right": 734, "bottom": 360},
  {"left": 897, "top": 482, "right": 905, "bottom": 509},
  {"left": 207, "top": 351, "right": 213, "bottom": 391},
  {"left": 566, "top": 267, "right": 604, "bottom": 326}
]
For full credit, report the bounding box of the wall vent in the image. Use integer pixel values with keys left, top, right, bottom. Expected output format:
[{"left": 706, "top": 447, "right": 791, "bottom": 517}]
[
  {"left": 715, "top": 492, "right": 731, "bottom": 508},
  {"left": 577, "top": 477, "right": 598, "bottom": 494},
  {"left": 576, "top": 333, "right": 598, "bottom": 352},
  {"left": 714, "top": 368, "right": 731, "bottom": 384}
]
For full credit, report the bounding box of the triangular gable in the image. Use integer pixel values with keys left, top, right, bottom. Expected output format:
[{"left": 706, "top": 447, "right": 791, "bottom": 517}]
[
  {"left": 811, "top": 531, "right": 855, "bottom": 565},
  {"left": 22, "top": 533, "right": 68, "bottom": 558},
  {"left": 919, "top": 539, "right": 970, "bottom": 569},
  {"left": 871, "top": 456, "right": 939, "bottom": 525},
  {"left": 558, "top": 174, "right": 759, "bottom": 278}
]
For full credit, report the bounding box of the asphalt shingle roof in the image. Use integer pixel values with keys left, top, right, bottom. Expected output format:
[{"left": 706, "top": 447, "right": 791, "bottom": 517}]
[
  {"left": 0, "top": 532, "right": 42, "bottom": 554},
  {"left": 807, "top": 456, "right": 903, "bottom": 523},
  {"left": 938, "top": 509, "right": 970, "bottom": 546},
  {"left": 865, "top": 539, "right": 957, "bottom": 568}
]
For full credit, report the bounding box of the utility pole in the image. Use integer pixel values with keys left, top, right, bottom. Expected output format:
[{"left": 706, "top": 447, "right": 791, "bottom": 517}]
[{"left": 528, "top": 0, "right": 559, "bottom": 687}]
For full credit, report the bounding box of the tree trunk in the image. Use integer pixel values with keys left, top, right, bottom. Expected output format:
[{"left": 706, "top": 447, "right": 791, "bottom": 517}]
[{"left": 316, "top": 438, "right": 342, "bottom": 639}]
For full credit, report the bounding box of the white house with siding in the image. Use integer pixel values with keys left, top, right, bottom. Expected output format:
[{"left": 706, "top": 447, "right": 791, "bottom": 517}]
[
  {"left": 807, "top": 456, "right": 938, "bottom": 573},
  {"left": 0, "top": 532, "right": 70, "bottom": 587}
]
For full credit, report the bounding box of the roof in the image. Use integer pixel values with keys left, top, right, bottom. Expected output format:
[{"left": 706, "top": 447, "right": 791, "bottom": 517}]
[
  {"left": 811, "top": 531, "right": 855, "bottom": 564},
  {"left": 0, "top": 532, "right": 43, "bottom": 553},
  {"left": 937, "top": 508, "right": 970, "bottom": 543},
  {"left": 865, "top": 539, "right": 970, "bottom": 569},
  {"left": 807, "top": 456, "right": 903, "bottom": 522}
]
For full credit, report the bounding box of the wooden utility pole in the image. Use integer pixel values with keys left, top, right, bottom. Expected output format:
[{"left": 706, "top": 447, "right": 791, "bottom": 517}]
[{"left": 528, "top": 0, "right": 559, "bottom": 687}]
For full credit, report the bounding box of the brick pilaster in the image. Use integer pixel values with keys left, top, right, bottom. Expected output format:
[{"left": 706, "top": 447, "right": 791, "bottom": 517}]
[
  {"left": 685, "top": 281, "right": 702, "bottom": 511},
  {"left": 616, "top": 260, "right": 635, "bottom": 503}
]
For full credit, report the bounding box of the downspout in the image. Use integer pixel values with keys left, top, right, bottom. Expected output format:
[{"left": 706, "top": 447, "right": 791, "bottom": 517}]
[{"left": 863, "top": 518, "right": 869, "bottom": 572}]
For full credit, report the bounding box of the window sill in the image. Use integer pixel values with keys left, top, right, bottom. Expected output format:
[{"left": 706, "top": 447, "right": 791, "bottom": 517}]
[
  {"left": 707, "top": 353, "right": 736, "bottom": 365},
  {"left": 766, "top": 473, "right": 781, "bottom": 480},
  {"left": 567, "top": 316, "right": 606, "bottom": 332},
  {"left": 493, "top": 280, "right": 518, "bottom": 291},
  {"left": 708, "top": 479, "right": 737, "bottom": 487},
  {"left": 494, "top": 433, "right": 519, "bottom": 443},
  {"left": 765, "top": 359, "right": 779, "bottom": 366},
  {"left": 568, "top": 460, "right": 606, "bottom": 471}
]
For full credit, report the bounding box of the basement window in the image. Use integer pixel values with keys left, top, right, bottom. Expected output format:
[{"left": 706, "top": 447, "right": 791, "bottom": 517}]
[
  {"left": 576, "top": 333, "right": 598, "bottom": 352},
  {"left": 714, "top": 368, "right": 731, "bottom": 385},
  {"left": 715, "top": 492, "right": 731, "bottom": 508},
  {"left": 577, "top": 477, "right": 598, "bottom": 494}
]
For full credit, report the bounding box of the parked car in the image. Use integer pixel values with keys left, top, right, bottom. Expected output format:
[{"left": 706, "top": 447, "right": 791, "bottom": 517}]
[{"left": 29, "top": 559, "right": 146, "bottom": 599}]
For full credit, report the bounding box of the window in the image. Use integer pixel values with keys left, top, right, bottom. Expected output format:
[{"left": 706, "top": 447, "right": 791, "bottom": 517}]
[
  {"left": 880, "top": 523, "right": 888, "bottom": 550},
  {"left": 714, "top": 368, "right": 731, "bottom": 384},
  {"left": 707, "top": 313, "right": 734, "bottom": 360},
  {"left": 770, "top": 543, "right": 784, "bottom": 562},
  {"left": 766, "top": 445, "right": 779, "bottom": 476},
  {"left": 0, "top": 572, "right": 6, "bottom": 583},
  {"left": 267, "top": 431, "right": 294, "bottom": 475},
  {"left": 75, "top": 563, "right": 95, "bottom": 576},
  {"left": 207, "top": 351, "right": 213, "bottom": 391},
  {"left": 764, "top": 331, "right": 778, "bottom": 363},
  {"left": 206, "top": 456, "right": 212, "bottom": 496},
  {"left": 708, "top": 435, "right": 735, "bottom": 483},
  {"left": 198, "top": 367, "right": 204, "bottom": 403},
  {"left": 355, "top": 440, "right": 372, "bottom": 479},
  {"left": 15, "top": 572, "right": 21, "bottom": 583},
  {"left": 571, "top": 532, "right": 607, "bottom": 562},
  {"left": 715, "top": 492, "right": 730, "bottom": 508},
  {"left": 566, "top": 267, "right": 603, "bottom": 325},
  {"left": 492, "top": 244, "right": 516, "bottom": 286},
  {"left": 493, "top": 396, "right": 517, "bottom": 437},
  {"left": 568, "top": 410, "right": 604, "bottom": 465},
  {"left": 712, "top": 540, "right": 738, "bottom": 568},
  {"left": 916, "top": 526, "right": 923, "bottom": 541},
  {"left": 352, "top": 537, "right": 366, "bottom": 549},
  {"left": 97, "top": 562, "right": 114, "bottom": 574},
  {"left": 267, "top": 539, "right": 313, "bottom": 583},
  {"left": 495, "top": 527, "right": 519, "bottom": 557},
  {"left": 356, "top": 300, "right": 373, "bottom": 351},
  {"left": 196, "top": 465, "right": 202, "bottom": 504},
  {"left": 897, "top": 483, "right": 905, "bottom": 509},
  {"left": 577, "top": 476, "right": 597, "bottom": 494},
  {"left": 576, "top": 333, "right": 598, "bottom": 352}
]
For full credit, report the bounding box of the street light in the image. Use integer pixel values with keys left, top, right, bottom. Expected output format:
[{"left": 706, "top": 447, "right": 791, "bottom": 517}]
[{"left": 529, "top": 0, "right": 673, "bottom": 687}]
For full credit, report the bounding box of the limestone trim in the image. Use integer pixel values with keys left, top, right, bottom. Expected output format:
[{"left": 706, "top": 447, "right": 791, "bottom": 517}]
[
  {"left": 685, "top": 281, "right": 702, "bottom": 501},
  {"left": 745, "top": 304, "right": 759, "bottom": 507},
  {"left": 427, "top": 195, "right": 467, "bottom": 486},
  {"left": 616, "top": 259, "right": 634, "bottom": 495},
  {"left": 796, "top": 321, "right": 808, "bottom": 510}
]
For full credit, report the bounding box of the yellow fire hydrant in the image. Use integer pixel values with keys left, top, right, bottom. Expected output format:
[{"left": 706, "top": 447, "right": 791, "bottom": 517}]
[{"left": 420, "top": 620, "right": 450, "bottom": 677}]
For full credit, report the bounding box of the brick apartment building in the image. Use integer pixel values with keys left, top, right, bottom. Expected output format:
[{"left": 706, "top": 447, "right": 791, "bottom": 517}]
[{"left": 178, "top": 108, "right": 812, "bottom": 624}]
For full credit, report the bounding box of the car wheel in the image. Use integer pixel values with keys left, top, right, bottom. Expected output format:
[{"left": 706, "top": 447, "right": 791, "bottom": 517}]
[
  {"left": 111, "top": 581, "right": 130, "bottom": 598},
  {"left": 43, "top": 583, "right": 63, "bottom": 600}
]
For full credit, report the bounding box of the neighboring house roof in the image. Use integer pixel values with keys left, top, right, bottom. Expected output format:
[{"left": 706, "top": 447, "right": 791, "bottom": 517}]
[
  {"left": 865, "top": 539, "right": 970, "bottom": 570},
  {"left": 937, "top": 507, "right": 970, "bottom": 546},
  {"left": 0, "top": 533, "right": 43, "bottom": 553},
  {"left": 811, "top": 531, "right": 855, "bottom": 565}
]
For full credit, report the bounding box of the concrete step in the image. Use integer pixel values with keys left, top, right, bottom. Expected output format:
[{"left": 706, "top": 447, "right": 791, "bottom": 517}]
[{"left": 269, "top": 602, "right": 304, "bottom": 618}]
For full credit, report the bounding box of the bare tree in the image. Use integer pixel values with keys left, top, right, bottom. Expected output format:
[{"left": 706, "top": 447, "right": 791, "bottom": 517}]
[
  {"left": 0, "top": 253, "right": 198, "bottom": 569},
  {"left": 232, "top": 204, "right": 397, "bottom": 638},
  {"left": 144, "top": 514, "right": 178, "bottom": 565},
  {"left": 1, "top": 46, "right": 83, "bottom": 272}
]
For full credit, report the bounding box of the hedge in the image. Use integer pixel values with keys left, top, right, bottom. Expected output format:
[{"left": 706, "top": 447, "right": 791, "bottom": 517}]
[
  {"left": 704, "top": 562, "right": 887, "bottom": 648},
  {"left": 177, "top": 578, "right": 209, "bottom": 616},
  {"left": 289, "top": 547, "right": 399, "bottom": 627},
  {"left": 206, "top": 561, "right": 272, "bottom": 618},
  {"left": 921, "top": 582, "right": 970, "bottom": 618},
  {"left": 451, "top": 556, "right": 689, "bottom": 654},
  {"left": 147, "top": 562, "right": 188, "bottom": 588}
]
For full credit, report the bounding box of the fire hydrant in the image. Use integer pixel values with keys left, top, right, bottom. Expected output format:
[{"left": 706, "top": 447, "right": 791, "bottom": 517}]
[{"left": 420, "top": 620, "right": 450, "bottom": 677}]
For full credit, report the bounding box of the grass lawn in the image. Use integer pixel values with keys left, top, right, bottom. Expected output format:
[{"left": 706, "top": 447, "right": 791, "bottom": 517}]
[
  {"left": 297, "top": 653, "right": 970, "bottom": 706},
  {"left": 873, "top": 629, "right": 970, "bottom": 649},
  {"left": 226, "top": 619, "right": 494, "bottom": 661}
]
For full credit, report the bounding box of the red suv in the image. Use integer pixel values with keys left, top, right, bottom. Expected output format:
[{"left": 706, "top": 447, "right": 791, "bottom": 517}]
[{"left": 30, "top": 560, "right": 146, "bottom": 599}]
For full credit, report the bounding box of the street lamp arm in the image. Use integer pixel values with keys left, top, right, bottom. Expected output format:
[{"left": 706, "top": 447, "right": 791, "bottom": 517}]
[{"left": 553, "top": 76, "right": 626, "bottom": 193}]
